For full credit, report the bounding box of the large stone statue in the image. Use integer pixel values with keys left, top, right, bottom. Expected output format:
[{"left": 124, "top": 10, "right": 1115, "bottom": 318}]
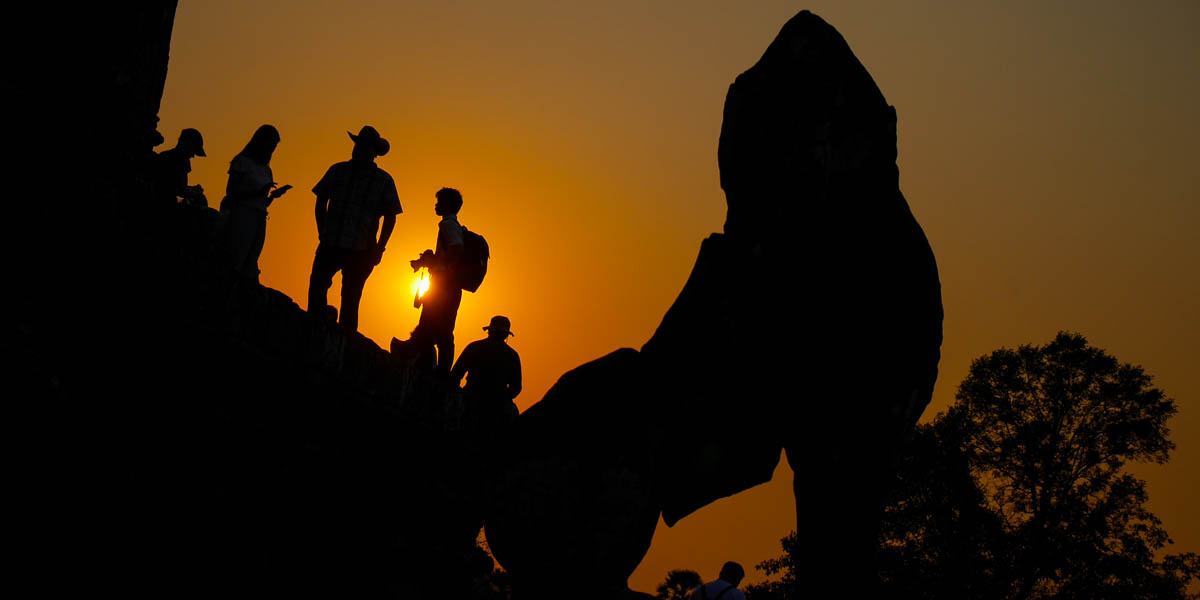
[{"left": 485, "top": 10, "right": 942, "bottom": 599}]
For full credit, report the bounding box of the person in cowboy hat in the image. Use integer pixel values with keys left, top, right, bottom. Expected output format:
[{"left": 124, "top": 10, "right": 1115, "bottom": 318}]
[
  {"left": 307, "top": 125, "right": 403, "bottom": 332},
  {"left": 451, "top": 315, "right": 522, "bottom": 425}
]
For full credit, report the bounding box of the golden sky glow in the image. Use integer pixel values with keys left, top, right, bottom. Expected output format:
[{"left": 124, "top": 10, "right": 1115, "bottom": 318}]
[{"left": 158, "top": 0, "right": 1200, "bottom": 590}]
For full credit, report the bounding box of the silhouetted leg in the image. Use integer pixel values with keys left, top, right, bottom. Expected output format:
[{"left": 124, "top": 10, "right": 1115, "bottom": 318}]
[
  {"left": 307, "top": 244, "right": 340, "bottom": 316},
  {"left": 785, "top": 373, "right": 910, "bottom": 599},
  {"left": 407, "top": 307, "right": 440, "bottom": 373},
  {"left": 435, "top": 334, "right": 455, "bottom": 377},
  {"left": 787, "top": 445, "right": 880, "bottom": 598},
  {"left": 227, "top": 206, "right": 266, "bottom": 277},
  {"left": 435, "top": 288, "right": 463, "bottom": 377},
  {"left": 246, "top": 215, "right": 267, "bottom": 279},
  {"left": 339, "top": 250, "right": 374, "bottom": 332}
]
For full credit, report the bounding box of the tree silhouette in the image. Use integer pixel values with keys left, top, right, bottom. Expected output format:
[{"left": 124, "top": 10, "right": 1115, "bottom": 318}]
[
  {"left": 881, "top": 332, "right": 1199, "bottom": 599},
  {"left": 876, "top": 418, "right": 1011, "bottom": 599},
  {"left": 656, "top": 569, "right": 703, "bottom": 600},
  {"left": 743, "top": 533, "right": 798, "bottom": 600},
  {"left": 474, "top": 567, "right": 513, "bottom": 599},
  {"left": 752, "top": 332, "right": 1199, "bottom": 599}
]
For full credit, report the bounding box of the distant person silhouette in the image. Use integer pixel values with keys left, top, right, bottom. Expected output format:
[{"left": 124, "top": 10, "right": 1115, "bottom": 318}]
[
  {"left": 451, "top": 316, "right": 522, "bottom": 427},
  {"left": 393, "top": 187, "right": 465, "bottom": 377},
  {"left": 306, "top": 125, "right": 402, "bottom": 332},
  {"left": 152, "top": 128, "right": 207, "bottom": 207},
  {"left": 221, "top": 124, "right": 291, "bottom": 279},
  {"left": 688, "top": 562, "right": 745, "bottom": 600}
]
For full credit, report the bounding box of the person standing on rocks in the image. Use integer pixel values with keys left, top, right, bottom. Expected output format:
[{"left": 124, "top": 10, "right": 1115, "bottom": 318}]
[
  {"left": 222, "top": 124, "right": 291, "bottom": 280},
  {"left": 392, "top": 187, "right": 465, "bottom": 378},
  {"left": 307, "top": 125, "right": 402, "bottom": 332},
  {"left": 152, "top": 127, "right": 208, "bottom": 207},
  {"left": 451, "top": 316, "right": 522, "bottom": 428}
]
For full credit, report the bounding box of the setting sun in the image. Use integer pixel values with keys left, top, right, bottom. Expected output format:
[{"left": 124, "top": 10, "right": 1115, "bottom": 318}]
[{"left": 411, "top": 267, "right": 431, "bottom": 300}]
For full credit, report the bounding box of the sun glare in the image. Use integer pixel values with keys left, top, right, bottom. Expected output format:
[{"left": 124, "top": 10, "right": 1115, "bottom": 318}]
[{"left": 411, "top": 268, "right": 431, "bottom": 299}]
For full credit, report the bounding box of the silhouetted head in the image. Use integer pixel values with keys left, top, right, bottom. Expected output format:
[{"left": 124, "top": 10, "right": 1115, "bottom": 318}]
[
  {"left": 177, "top": 128, "right": 205, "bottom": 158},
  {"left": 718, "top": 562, "right": 745, "bottom": 587},
  {"left": 435, "top": 187, "right": 463, "bottom": 216},
  {"left": 483, "top": 316, "right": 514, "bottom": 341},
  {"left": 717, "top": 10, "right": 896, "bottom": 242},
  {"left": 238, "top": 124, "right": 280, "bottom": 166},
  {"left": 349, "top": 125, "right": 390, "bottom": 161}
]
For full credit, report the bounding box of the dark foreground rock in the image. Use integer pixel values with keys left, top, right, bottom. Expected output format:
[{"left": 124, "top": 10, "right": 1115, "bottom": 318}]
[{"left": 21, "top": 5, "right": 490, "bottom": 598}]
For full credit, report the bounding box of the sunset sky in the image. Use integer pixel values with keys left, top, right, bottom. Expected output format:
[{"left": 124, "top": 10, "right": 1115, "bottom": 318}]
[{"left": 157, "top": 1, "right": 1199, "bottom": 590}]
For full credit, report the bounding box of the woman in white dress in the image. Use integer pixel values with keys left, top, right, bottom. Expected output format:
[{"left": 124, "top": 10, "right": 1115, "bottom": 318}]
[{"left": 222, "top": 124, "right": 291, "bottom": 279}]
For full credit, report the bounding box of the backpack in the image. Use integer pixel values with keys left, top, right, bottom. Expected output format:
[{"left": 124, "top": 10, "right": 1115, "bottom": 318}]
[
  {"left": 696, "top": 583, "right": 737, "bottom": 600},
  {"left": 457, "top": 225, "right": 490, "bottom": 292}
]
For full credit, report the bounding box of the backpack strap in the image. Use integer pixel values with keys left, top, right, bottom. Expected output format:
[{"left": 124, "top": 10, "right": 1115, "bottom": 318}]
[
  {"left": 712, "top": 583, "right": 736, "bottom": 600},
  {"left": 696, "top": 582, "right": 737, "bottom": 600}
]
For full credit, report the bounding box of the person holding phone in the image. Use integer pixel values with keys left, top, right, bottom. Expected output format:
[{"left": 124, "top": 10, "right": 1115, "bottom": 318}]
[{"left": 222, "top": 124, "right": 291, "bottom": 280}]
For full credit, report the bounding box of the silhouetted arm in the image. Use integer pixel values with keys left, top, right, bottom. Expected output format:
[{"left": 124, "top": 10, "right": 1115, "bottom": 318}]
[
  {"left": 172, "top": 167, "right": 189, "bottom": 198},
  {"left": 435, "top": 241, "right": 463, "bottom": 272},
  {"left": 427, "top": 218, "right": 465, "bottom": 273},
  {"left": 225, "top": 170, "right": 244, "bottom": 200},
  {"left": 377, "top": 214, "right": 396, "bottom": 248},
  {"left": 449, "top": 345, "right": 471, "bottom": 387},
  {"left": 366, "top": 214, "right": 397, "bottom": 266},
  {"left": 311, "top": 165, "right": 337, "bottom": 233},
  {"left": 507, "top": 353, "right": 522, "bottom": 401},
  {"left": 379, "top": 176, "right": 402, "bottom": 250},
  {"left": 266, "top": 183, "right": 292, "bottom": 207},
  {"left": 314, "top": 194, "right": 330, "bottom": 232}
]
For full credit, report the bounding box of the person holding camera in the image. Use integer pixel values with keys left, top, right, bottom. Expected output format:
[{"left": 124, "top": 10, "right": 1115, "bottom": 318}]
[
  {"left": 306, "top": 125, "right": 402, "bottom": 332},
  {"left": 393, "top": 187, "right": 465, "bottom": 377}
]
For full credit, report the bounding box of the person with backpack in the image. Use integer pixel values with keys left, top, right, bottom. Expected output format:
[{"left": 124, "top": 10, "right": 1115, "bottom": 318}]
[
  {"left": 688, "top": 562, "right": 746, "bottom": 600},
  {"left": 394, "top": 187, "right": 472, "bottom": 378},
  {"left": 306, "top": 125, "right": 402, "bottom": 332}
]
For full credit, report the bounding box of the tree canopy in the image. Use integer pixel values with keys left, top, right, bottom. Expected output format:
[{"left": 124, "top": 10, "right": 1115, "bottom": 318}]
[
  {"left": 751, "top": 332, "right": 1199, "bottom": 599},
  {"left": 656, "top": 569, "right": 703, "bottom": 600}
]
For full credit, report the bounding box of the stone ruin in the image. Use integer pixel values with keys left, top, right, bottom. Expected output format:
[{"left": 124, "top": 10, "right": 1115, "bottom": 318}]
[{"left": 485, "top": 10, "right": 942, "bottom": 599}]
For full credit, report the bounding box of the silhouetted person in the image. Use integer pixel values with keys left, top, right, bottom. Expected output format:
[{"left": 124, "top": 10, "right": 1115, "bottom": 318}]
[
  {"left": 395, "top": 187, "right": 465, "bottom": 377},
  {"left": 451, "top": 316, "right": 522, "bottom": 427},
  {"left": 688, "top": 562, "right": 745, "bottom": 600},
  {"left": 307, "top": 125, "right": 401, "bottom": 332},
  {"left": 152, "top": 128, "right": 207, "bottom": 207},
  {"left": 221, "top": 124, "right": 291, "bottom": 279}
]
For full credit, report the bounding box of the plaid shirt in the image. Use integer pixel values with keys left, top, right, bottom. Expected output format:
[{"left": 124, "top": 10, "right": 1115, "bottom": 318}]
[{"left": 314, "top": 160, "right": 402, "bottom": 250}]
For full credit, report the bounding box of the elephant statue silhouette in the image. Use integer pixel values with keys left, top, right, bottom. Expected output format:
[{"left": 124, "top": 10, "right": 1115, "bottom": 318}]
[{"left": 484, "top": 11, "right": 942, "bottom": 600}]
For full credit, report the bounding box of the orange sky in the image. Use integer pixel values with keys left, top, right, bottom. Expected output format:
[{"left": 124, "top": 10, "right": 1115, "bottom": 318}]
[{"left": 157, "top": 1, "right": 1199, "bottom": 591}]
